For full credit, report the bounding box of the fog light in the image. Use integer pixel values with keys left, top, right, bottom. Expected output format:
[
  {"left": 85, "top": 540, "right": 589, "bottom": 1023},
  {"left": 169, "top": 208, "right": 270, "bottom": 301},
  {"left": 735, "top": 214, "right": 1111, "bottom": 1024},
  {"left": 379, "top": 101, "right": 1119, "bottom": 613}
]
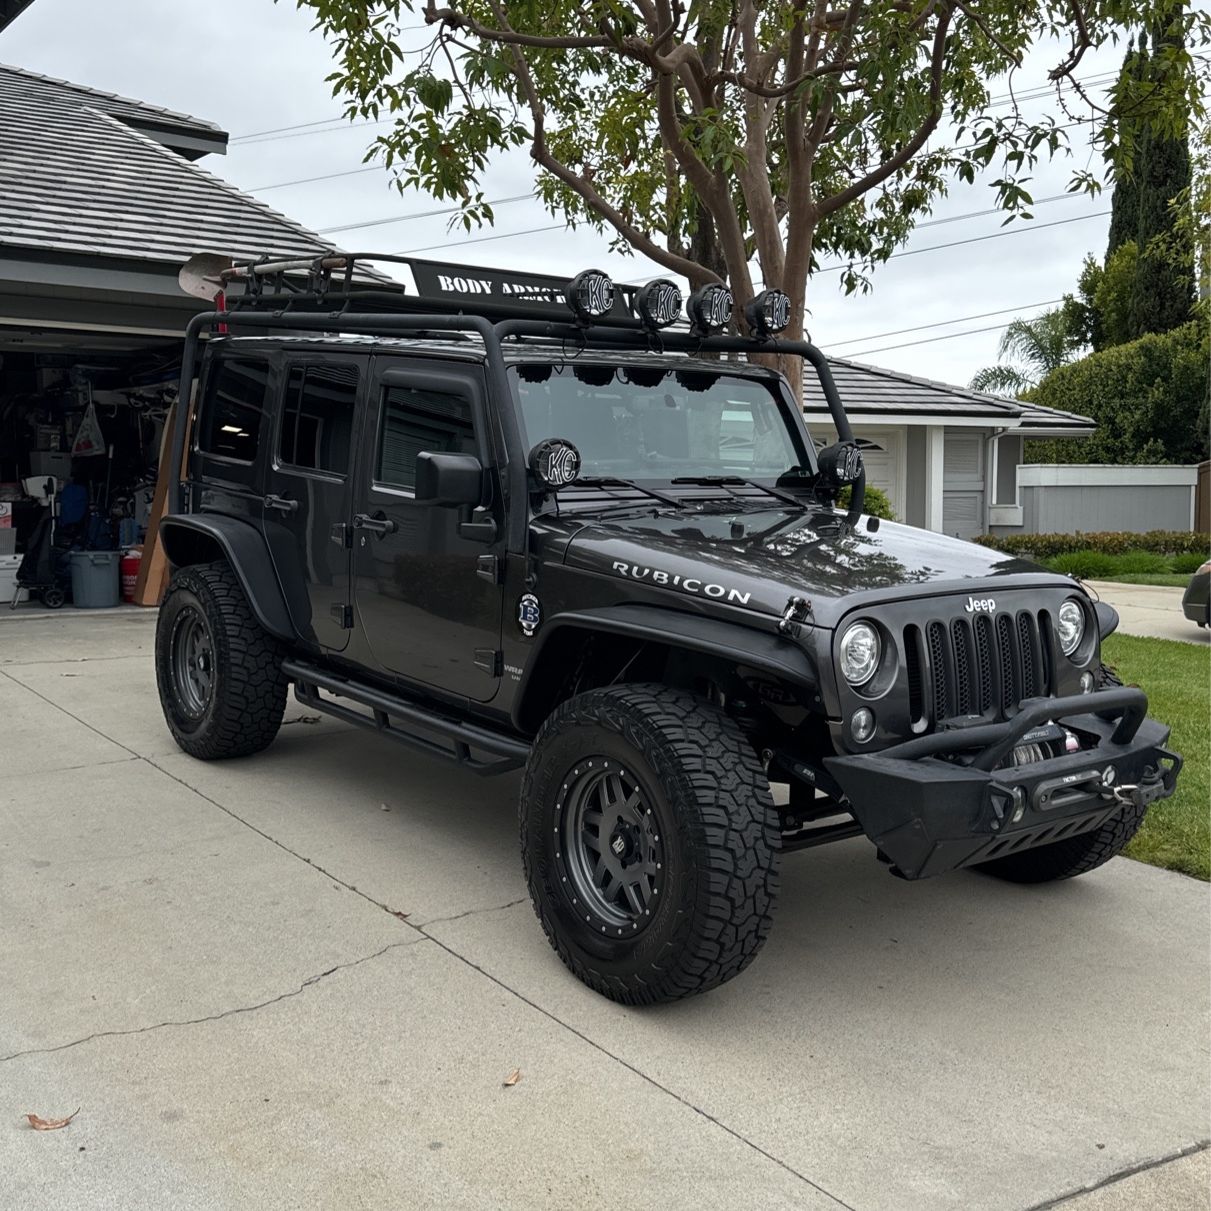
[
  {"left": 851, "top": 708, "right": 875, "bottom": 743},
  {"left": 1079, "top": 671, "right": 1095, "bottom": 693}
]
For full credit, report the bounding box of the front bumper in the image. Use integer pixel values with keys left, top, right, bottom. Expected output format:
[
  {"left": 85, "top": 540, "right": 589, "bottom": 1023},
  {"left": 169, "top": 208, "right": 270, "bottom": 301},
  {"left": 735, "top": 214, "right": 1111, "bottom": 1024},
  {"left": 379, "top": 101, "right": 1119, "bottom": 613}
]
[{"left": 824, "top": 688, "right": 1181, "bottom": 880}]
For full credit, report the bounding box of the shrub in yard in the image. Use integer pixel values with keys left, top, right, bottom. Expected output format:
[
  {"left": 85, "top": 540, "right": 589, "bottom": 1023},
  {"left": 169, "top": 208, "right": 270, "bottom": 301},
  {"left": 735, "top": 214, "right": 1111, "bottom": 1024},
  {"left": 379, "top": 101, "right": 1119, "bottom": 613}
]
[
  {"left": 975, "top": 530, "right": 1209, "bottom": 558},
  {"left": 1047, "top": 551, "right": 1121, "bottom": 579},
  {"left": 838, "top": 483, "right": 896, "bottom": 521},
  {"left": 1173, "top": 552, "right": 1210, "bottom": 574},
  {"left": 1114, "top": 550, "right": 1170, "bottom": 574}
]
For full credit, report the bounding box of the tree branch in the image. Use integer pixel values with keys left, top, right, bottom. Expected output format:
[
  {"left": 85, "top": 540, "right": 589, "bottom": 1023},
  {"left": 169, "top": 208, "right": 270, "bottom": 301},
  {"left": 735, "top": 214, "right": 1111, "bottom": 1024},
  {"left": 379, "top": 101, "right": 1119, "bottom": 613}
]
[{"left": 816, "top": 4, "right": 953, "bottom": 218}]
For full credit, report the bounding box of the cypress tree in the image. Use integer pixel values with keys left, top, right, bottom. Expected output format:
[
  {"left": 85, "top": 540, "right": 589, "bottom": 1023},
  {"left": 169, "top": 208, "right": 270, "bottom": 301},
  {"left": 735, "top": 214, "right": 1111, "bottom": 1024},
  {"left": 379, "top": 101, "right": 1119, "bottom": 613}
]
[
  {"left": 1106, "top": 37, "right": 1147, "bottom": 259},
  {"left": 1128, "top": 12, "right": 1194, "bottom": 337}
]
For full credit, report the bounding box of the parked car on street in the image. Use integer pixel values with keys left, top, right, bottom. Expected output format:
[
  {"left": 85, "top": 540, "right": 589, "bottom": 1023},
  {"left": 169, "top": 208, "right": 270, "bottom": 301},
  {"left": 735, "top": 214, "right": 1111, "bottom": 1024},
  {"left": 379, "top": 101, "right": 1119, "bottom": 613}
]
[
  {"left": 1182, "top": 561, "right": 1210, "bottom": 628},
  {"left": 154, "top": 254, "right": 1183, "bottom": 1004}
]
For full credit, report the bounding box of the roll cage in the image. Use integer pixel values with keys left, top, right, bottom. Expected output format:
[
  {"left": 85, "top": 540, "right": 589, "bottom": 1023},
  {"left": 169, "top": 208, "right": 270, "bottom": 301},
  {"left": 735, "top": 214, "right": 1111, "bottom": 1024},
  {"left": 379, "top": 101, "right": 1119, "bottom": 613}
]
[{"left": 169, "top": 251, "right": 865, "bottom": 541}]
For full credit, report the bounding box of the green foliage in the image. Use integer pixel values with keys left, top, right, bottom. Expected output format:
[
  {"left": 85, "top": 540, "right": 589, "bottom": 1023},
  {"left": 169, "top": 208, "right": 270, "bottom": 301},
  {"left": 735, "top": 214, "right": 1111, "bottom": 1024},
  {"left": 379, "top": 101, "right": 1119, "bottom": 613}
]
[
  {"left": 1047, "top": 550, "right": 1121, "bottom": 578},
  {"left": 1106, "top": 37, "right": 1148, "bottom": 257},
  {"left": 1173, "top": 552, "right": 1210, "bottom": 574},
  {"left": 1127, "top": 12, "right": 1195, "bottom": 339},
  {"left": 837, "top": 483, "right": 895, "bottom": 522},
  {"left": 1023, "top": 320, "right": 1209, "bottom": 465},
  {"left": 969, "top": 308, "right": 1081, "bottom": 394},
  {"left": 973, "top": 530, "right": 1209, "bottom": 558},
  {"left": 293, "top": 0, "right": 1209, "bottom": 356}
]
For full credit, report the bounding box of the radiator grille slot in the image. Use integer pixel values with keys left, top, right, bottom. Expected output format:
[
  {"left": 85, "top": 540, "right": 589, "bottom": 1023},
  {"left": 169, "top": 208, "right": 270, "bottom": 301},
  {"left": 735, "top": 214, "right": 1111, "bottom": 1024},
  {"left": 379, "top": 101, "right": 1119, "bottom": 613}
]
[{"left": 908, "top": 608, "right": 1051, "bottom": 728}]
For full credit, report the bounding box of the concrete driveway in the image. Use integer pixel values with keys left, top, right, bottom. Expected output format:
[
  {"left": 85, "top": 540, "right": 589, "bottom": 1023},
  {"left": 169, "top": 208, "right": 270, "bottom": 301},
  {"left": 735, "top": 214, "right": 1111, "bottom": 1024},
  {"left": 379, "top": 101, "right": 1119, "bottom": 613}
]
[
  {"left": 1, "top": 611, "right": 1208, "bottom": 1211},
  {"left": 1085, "top": 580, "right": 1209, "bottom": 646}
]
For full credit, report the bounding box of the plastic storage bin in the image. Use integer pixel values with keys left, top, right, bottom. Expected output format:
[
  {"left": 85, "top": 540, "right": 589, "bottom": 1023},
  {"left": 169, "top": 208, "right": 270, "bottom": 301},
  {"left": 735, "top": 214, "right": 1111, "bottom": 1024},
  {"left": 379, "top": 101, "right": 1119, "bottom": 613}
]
[
  {"left": 69, "top": 550, "right": 121, "bottom": 608},
  {"left": 0, "top": 554, "right": 27, "bottom": 604}
]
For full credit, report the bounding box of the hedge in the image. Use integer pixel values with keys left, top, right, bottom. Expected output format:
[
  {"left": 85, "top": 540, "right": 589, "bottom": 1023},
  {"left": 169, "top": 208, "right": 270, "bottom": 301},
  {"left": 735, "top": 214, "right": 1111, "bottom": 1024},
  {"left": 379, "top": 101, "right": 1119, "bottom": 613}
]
[
  {"left": 974, "top": 530, "right": 1210, "bottom": 558},
  {"left": 837, "top": 483, "right": 895, "bottom": 521},
  {"left": 1023, "top": 320, "right": 1209, "bottom": 466}
]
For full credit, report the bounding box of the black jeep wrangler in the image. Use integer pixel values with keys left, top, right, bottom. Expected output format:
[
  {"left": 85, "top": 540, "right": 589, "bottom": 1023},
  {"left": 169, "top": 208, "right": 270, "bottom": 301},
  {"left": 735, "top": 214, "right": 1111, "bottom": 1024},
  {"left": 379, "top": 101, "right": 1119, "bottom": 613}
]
[{"left": 155, "top": 254, "right": 1181, "bottom": 1004}]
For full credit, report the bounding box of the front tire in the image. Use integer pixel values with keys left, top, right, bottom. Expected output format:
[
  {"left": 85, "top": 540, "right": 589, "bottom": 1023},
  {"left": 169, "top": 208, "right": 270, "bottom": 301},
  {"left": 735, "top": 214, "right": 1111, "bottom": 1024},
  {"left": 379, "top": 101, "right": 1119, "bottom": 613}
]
[
  {"left": 156, "top": 561, "right": 286, "bottom": 760},
  {"left": 520, "top": 684, "right": 780, "bottom": 1004}
]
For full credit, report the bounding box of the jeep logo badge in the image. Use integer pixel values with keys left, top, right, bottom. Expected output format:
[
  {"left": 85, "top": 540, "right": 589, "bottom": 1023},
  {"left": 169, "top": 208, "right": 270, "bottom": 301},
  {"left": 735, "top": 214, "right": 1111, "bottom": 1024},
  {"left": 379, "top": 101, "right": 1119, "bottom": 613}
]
[{"left": 964, "top": 596, "right": 996, "bottom": 613}]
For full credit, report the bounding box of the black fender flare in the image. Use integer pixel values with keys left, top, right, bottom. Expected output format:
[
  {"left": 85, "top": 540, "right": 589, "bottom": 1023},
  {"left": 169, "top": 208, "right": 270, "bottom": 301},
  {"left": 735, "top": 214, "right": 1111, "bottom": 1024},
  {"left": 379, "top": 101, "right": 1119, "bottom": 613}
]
[
  {"left": 1094, "top": 599, "right": 1119, "bottom": 641},
  {"left": 513, "top": 603, "right": 820, "bottom": 731},
  {"left": 159, "top": 514, "right": 295, "bottom": 642}
]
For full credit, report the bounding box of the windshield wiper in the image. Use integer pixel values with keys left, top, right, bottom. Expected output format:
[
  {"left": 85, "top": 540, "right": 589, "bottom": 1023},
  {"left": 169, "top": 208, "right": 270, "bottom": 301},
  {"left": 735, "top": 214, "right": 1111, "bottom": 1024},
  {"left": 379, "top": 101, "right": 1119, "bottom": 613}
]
[
  {"left": 573, "top": 476, "right": 691, "bottom": 509},
  {"left": 670, "top": 475, "right": 809, "bottom": 508}
]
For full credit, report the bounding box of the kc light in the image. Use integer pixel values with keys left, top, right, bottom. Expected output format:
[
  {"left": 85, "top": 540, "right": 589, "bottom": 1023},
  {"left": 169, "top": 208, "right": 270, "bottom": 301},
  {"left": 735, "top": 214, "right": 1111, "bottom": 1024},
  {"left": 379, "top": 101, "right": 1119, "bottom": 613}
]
[
  {"left": 1057, "top": 598, "right": 1086, "bottom": 656},
  {"left": 840, "top": 621, "right": 881, "bottom": 686},
  {"left": 687, "top": 283, "right": 734, "bottom": 335},
  {"left": 566, "top": 269, "right": 615, "bottom": 322},
  {"left": 743, "top": 288, "right": 791, "bottom": 337},
  {"left": 636, "top": 278, "right": 683, "bottom": 329}
]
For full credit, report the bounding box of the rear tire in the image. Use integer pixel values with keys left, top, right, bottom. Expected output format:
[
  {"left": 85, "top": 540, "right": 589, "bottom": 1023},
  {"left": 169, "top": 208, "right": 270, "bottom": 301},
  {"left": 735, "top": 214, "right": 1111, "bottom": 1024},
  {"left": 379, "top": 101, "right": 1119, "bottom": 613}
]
[
  {"left": 156, "top": 561, "right": 286, "bottom": 759},
  {"left": 520, "top": 684, "right": 780, "bottom": 1004}
]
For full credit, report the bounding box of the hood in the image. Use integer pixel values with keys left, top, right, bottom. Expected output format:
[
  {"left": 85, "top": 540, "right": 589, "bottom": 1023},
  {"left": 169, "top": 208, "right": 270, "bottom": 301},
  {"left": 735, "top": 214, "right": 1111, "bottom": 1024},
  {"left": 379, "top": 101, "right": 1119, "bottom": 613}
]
[{"left": 559, "top": 503, "right": 1062, "bottom": 627}]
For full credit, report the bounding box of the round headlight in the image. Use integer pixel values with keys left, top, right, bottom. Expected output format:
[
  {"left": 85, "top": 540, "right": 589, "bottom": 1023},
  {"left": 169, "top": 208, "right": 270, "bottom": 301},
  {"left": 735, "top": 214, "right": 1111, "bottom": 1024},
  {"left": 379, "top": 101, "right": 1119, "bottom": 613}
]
[
  {"left": 1058, "top": 599, "right": 1086, "bottom": 656},
  {"left": 840, "top": 621, "right": 881, "bottom": 686}
]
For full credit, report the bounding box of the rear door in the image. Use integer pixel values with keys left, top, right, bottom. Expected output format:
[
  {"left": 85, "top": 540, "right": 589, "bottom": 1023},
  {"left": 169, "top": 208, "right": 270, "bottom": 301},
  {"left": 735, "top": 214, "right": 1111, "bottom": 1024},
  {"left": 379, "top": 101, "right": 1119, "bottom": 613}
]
[
  {"left": 261, "top": 352, "right": 364, "bottom": 652},
  {"left": 351, "top": 357, "right": 504, "bottom": 701}
]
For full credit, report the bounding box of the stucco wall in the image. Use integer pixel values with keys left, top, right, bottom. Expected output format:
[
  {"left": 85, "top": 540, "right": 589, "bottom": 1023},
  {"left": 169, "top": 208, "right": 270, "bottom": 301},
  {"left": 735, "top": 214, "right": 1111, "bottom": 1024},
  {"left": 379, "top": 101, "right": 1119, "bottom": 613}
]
[{"left": 990, "top": 465, "right": 1197, "bottom": 535}]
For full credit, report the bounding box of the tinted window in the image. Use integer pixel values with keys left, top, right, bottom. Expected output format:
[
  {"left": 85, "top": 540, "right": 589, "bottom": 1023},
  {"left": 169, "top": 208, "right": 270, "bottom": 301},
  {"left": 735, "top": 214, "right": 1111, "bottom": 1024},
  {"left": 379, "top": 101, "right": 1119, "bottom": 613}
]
[
  {"left": 279, "top": 364, "right": 358, "bottom": 474},
  {"left": 199, "top": 358, "right": 268, "bottom": 462},
  {"left": 377, "top": 385, "right": 475, "bottom": 490}
]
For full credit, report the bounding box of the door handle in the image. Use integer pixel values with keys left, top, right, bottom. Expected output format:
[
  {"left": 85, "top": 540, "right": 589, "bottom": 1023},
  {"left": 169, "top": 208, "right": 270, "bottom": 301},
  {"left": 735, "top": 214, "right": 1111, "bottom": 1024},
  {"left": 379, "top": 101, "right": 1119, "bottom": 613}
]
[
  {"left": 264, "top": 493, "right": 300, "bottom": 513},
  {"left": 353, "top": 512, "right": 397, "bottom": 536}
]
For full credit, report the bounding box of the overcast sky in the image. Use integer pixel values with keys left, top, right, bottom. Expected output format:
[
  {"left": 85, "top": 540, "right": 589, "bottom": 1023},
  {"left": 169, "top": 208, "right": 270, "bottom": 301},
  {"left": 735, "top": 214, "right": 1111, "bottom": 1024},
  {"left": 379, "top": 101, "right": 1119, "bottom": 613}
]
[{"left": 1, "top": 0, "right": 1141, "bottom": 386}]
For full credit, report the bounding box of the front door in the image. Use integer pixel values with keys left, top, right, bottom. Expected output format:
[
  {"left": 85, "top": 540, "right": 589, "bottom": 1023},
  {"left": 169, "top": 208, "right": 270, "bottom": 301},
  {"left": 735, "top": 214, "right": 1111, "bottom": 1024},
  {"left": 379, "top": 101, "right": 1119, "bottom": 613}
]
[
  {"left": 261, "top": 352, "right": 364, "bottom": 652},
  {"left": 352, "top": 358, "right": 504, "bottom": 702}
]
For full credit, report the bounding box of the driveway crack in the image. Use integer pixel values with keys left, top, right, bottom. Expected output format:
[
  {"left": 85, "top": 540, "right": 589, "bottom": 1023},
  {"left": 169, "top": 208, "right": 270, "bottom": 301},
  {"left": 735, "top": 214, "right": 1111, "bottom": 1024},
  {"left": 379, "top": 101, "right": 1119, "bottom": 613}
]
[
  {"left": 1023, "top": 1139, "right": 1210, "bottom": 1210},
  {"left": 0, "top": 937, "right": 423, "bottom": 1064}
]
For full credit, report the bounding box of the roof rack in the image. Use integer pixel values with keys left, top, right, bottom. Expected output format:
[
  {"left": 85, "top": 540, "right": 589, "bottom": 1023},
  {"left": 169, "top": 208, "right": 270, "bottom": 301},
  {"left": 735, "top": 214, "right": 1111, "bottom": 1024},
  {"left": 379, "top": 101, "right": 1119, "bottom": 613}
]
[{"left": 170, "top": 251, "right": 864, "bottom": 527}]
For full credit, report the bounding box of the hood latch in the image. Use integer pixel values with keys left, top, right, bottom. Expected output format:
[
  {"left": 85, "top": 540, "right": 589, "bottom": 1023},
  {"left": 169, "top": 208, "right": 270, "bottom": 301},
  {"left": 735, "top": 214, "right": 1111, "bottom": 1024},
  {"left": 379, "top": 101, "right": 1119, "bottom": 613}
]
[{"left": 778, "top": 595, "right": 812, "bottom": 639}]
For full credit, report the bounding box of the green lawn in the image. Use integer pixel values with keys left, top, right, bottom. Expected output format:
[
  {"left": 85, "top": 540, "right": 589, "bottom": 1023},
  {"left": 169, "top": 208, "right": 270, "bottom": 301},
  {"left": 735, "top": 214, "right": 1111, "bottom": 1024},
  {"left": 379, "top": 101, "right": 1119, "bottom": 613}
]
[
  {"left": 1103, "top": 634, "right": 1210, "bottom": 880},
  {"left": 1101, "top": 573, "right": 1191, "bottom": 588}
]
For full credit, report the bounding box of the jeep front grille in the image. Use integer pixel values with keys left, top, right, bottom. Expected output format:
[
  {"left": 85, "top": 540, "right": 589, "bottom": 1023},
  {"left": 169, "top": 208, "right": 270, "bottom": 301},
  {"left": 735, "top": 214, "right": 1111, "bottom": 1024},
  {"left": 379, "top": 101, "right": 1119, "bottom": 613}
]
[{"left": 905, "top": 611, "right": 1053, "bottom": 728}]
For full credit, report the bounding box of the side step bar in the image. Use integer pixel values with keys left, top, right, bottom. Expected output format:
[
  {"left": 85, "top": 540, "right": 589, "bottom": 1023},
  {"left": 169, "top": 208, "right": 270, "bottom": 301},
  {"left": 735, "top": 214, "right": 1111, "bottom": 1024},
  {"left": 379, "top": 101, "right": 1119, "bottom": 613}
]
[{"left": 282, "top": 659, "right": 530, "bottom": 777}]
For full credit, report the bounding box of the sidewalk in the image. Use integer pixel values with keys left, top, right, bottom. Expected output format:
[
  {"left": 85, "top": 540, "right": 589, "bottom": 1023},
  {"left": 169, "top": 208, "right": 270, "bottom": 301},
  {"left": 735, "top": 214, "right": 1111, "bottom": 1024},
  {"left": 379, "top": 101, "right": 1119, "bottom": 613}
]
[{"left": 1085, "top": 580, "right": 1209, "bottom": 646}]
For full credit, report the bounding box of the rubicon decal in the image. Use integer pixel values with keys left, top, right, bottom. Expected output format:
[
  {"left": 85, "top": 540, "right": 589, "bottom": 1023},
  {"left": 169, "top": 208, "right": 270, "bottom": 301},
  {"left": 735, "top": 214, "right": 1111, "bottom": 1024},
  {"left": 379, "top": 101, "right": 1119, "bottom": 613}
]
[{"left": 611, "top": 561, "right": 752, "bottom": 605}]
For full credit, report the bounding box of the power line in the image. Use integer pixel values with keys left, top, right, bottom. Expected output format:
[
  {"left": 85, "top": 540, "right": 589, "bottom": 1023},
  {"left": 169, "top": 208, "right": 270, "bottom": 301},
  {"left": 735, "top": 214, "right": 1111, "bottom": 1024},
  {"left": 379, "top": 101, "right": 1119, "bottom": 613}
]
[
  {"left": 251, "top": 165, "right": 381, "bottom": 191},
  {"left": 813, "top": 208, "right": 1108, "bottom": 275},
  {"left": 229, "top": 66, "right": 1118, "bottom": 146},
  {"left": 842, "top": 319, "right": 1030, "bottom": 358},
  {"left": 392, "top": 223, "right": 569, "bottom": 256},
  {"left": 830, "top": 298, "right": 1065, "bottom": 348},
  {"left": 318, "top": 193, "right": 534, "bottom": 235}
]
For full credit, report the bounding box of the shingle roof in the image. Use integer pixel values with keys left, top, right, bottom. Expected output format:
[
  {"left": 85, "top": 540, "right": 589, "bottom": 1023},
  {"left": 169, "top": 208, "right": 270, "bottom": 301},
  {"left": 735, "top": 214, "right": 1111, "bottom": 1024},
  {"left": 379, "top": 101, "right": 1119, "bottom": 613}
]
[
  {"left": 0, "top": 63, "right": 347, "bottom": 268},
  {"left": 0, "top": 61, "right": 223, "bottom": 137},
  {"left": 804, "top": 356, "right": 1095, "bottom": 432}
]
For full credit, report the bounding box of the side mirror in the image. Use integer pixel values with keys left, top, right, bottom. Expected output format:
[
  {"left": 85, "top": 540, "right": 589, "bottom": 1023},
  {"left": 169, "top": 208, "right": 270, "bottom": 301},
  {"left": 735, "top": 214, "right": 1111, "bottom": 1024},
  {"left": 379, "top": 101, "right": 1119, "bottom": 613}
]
[{"left": 414, "top": 452, "right": 483, "bottom": 508}]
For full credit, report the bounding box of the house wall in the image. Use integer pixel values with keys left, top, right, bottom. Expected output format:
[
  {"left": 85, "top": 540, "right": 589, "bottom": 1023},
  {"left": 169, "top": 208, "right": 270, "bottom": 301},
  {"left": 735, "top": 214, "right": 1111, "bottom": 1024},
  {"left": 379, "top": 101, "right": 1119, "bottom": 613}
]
[
  {"left": 904, "top": 428, "right": 927, "bottom": 528},
  {"left": 990, "top": 465, "right": 1198, "bottom": 535}
]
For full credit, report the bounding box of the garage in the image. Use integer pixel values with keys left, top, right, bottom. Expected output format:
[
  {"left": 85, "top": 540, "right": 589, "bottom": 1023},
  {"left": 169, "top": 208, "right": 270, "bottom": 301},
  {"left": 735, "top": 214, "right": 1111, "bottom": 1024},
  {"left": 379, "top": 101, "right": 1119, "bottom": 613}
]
[{"left": 0, "top": 64, "right": 344, "bottom": 608}]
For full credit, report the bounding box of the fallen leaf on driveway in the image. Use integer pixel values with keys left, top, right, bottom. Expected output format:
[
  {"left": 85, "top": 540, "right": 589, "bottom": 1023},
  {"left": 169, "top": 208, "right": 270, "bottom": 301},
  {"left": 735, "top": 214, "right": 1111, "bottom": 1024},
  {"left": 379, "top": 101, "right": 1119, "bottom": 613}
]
[
  {"left": 26, "top": 1108, "right": 80, "bottom": 1131},
  {"left": 391, "top": 909, "right": 409, "bottom": 920},
  {"left": 380, "top": 803, "right": 392, "bottom": 812},
  {"left": 502, "top": 1069, "right": 522, "bottom": 1087}
]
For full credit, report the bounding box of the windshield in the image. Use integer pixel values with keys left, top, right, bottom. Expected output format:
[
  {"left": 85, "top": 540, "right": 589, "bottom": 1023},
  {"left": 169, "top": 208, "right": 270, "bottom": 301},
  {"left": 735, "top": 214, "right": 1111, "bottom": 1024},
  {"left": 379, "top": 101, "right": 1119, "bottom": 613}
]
[{"left": 509, "top": 363, "right": 812, "bottom": 482}]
